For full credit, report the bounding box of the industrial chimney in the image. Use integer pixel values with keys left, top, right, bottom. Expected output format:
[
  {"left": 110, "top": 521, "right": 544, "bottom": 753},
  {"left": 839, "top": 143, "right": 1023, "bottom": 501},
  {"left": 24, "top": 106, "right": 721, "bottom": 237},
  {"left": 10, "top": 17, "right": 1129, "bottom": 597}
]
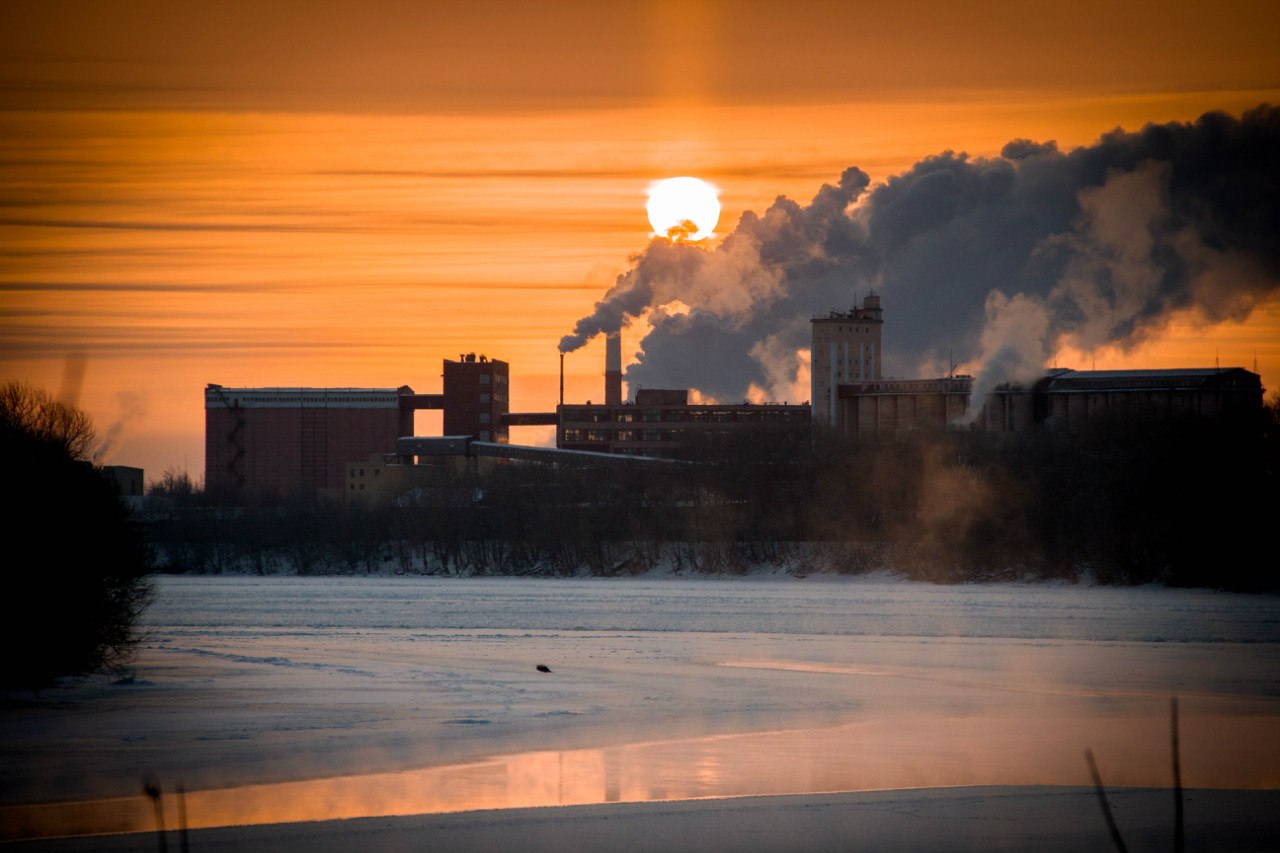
[{"left": 605, "top": 331, "right": 622, "bottom": 405}]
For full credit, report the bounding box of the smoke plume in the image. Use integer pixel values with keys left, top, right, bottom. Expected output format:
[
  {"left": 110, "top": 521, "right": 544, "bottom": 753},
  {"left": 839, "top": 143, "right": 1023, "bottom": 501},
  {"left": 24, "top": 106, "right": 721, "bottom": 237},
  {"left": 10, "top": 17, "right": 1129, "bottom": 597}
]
[
  {"left": 94, "top": 390, "right": 148, "bottom": 464},
  {"left": 561, "top": 105, "right": 1280, "bottom": 402}
]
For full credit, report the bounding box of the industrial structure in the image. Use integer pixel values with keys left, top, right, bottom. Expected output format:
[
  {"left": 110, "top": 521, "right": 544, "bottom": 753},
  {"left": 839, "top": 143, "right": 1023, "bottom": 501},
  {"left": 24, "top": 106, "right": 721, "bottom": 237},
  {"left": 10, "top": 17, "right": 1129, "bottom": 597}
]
[
  {"left": 442, "top": 354, "right": 510, "bottom": 443},
  {"left": 810, "top": 293, "right": 882, "bottom": 427},
  {"left": 205, "top": 353, "right": 509, "bottom": 499},
  {"left": 206, "top": 289, "right": 1264, "bottom": 501},
  {"left": 809, "top": 292, "right": 1263, "bottom": 438},
  {"left": 557, "top": 388, "right": 809, "bottom": 456},
  {"left": 827, "top": 367, "right": 1263, "bottom": 438},
  {"left": 980, "top": 367, "right": 1263, "bottom": 433},
  {"left": 205, "top": 386, "right": 411, "bottom": 499},
  {"left": 832, "top": 376, "right": 974, "bottom": 437},
  {"left": 605, "top": 331, "right": 623, "bottom": 406}
]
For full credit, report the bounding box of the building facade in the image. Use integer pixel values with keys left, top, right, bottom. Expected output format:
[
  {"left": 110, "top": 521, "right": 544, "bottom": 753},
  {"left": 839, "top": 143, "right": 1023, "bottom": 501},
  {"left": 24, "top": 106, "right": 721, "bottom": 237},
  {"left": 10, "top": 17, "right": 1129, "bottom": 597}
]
[
  {"left": 558, "top": 388, "right": 810, "bottom": 456},
  {"left": 835, "top": 376, "right": 974, "bottom": 437},
  {"left": 442, "top": 354, "right": 509, "bottom": 444},
  {"left": 994, "top": 367, "right": 1264, "bottom": 432},
  {"left": 205, "top": 385, "right": 412, "bottom": 499},
  {"left": 829, "top": 368, "right": 1263, "bottom": 438}
]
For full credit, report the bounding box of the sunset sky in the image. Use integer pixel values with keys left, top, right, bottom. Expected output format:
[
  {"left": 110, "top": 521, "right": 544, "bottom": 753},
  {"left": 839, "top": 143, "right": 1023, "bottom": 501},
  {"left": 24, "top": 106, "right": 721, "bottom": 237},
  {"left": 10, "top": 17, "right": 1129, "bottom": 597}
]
[{"left": 2, "top": 1, "right": 1278, "bottom": 481}]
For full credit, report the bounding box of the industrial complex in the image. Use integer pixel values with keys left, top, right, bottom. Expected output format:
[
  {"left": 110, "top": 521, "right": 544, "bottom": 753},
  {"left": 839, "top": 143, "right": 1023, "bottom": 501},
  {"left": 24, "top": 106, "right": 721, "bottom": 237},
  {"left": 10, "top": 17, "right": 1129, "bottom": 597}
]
[{"left": 205, "top": 295, "right": 1264, "bottom": 501}]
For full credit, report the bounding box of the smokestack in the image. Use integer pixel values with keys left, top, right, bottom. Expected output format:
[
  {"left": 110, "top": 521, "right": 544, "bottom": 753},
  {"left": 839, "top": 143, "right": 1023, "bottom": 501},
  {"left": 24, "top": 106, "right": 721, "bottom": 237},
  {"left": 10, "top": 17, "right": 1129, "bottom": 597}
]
[
  {"left": 605, "top": 331, "right": 622, "bottom": 405},
  {"left": 559, "top": 352, "right": 564, "bottom": 406}
]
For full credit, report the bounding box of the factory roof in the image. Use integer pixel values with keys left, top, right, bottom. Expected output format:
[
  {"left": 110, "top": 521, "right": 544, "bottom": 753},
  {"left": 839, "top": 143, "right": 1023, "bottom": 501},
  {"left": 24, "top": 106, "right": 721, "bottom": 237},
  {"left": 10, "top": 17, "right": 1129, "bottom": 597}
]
[
  {"left": 205, "top": 385, "right": 412, "bottom": 408},
  {"left": 1039, "top": 367, "right": 1260, "bottom": 392}
]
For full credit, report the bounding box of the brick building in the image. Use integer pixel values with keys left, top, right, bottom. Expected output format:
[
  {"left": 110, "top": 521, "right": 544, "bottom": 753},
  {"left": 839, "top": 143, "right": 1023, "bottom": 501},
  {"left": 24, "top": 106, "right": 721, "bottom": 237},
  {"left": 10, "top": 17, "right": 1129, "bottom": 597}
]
[
  {"left": 205, "top": 354, "right": 509, "bottom": 501},
  {"left": 442, "top": 354, "right": 509, "bottom": 443},
  {"left": 205, "top": 385, "right": 412, "bottom": 500}
]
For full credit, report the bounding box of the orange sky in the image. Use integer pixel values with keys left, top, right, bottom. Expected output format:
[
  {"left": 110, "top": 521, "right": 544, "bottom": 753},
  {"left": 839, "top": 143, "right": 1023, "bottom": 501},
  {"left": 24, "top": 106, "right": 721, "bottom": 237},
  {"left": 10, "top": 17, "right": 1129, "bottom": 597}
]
[{"left": 2, "top": 1, "right": 1278, "bottom": 480}]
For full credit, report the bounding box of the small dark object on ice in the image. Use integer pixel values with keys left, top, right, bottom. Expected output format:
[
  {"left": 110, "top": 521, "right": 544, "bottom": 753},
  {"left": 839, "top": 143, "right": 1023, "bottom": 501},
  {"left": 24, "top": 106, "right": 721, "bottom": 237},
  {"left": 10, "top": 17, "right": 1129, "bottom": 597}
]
[{"left": 536, "top": 664, "right": 552, "bottom": 673}]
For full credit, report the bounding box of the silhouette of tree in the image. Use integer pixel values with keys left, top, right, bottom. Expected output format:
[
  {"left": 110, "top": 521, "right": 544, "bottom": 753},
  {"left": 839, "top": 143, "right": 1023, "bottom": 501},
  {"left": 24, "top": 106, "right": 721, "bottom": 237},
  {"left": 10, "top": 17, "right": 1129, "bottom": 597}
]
[{"left": 0, "top": 381, "right": 153, "bottom": 688}]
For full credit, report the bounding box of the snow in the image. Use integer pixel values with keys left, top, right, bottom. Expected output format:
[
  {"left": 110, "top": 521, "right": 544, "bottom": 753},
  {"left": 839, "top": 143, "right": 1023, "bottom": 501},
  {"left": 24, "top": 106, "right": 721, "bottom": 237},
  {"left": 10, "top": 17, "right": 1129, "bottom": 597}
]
[{"left": 3, "top": 576, "right": 1278, "bottom": 849}]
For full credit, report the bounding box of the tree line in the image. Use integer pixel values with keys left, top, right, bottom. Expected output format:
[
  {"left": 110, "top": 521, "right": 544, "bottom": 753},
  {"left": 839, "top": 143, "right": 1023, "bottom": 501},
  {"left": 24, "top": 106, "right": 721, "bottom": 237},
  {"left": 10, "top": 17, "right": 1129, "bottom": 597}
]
[{"left": 148, "top": 397, "right": 1280, "bottom": 590}]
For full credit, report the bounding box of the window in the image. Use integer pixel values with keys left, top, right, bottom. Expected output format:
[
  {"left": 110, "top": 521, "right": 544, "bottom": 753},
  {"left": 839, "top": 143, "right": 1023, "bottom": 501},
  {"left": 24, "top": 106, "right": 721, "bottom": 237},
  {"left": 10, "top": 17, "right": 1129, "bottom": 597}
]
[
  {"left": 479, "top": 430, "right": 490, "bottom": 441},
  {"left": 479, "top": 413, "right": 490, "bottom": 424},
  {"left": 480, "top": 393, "right": 490, "bottom": 404},
  {"left": 479, "top": 374, "right": 490, "bottom": 384}
]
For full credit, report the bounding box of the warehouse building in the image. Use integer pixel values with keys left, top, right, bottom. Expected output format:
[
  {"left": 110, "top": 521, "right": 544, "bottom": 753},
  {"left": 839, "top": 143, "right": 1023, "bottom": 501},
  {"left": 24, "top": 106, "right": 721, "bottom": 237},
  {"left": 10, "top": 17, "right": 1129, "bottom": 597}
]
[{"left": 205, "top": 354, "right": 509, "bottom": 500}]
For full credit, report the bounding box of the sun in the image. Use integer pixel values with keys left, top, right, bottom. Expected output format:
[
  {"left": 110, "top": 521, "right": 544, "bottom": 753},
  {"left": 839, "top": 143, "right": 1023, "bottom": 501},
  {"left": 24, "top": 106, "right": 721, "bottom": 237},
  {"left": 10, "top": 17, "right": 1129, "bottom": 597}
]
[{"left": 646, "top": 177, "right": 720, "bottom": 242}]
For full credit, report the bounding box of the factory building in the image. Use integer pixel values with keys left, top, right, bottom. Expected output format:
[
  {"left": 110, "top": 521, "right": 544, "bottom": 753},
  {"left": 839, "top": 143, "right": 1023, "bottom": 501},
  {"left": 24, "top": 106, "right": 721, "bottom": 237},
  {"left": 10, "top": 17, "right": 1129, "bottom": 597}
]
[
  {"left": 206, "top": 293, "right": 1265, "bottom": 500},
  {"left": 102, "top": 465, "right": 145, "bottom": 497},
  {"left": 828, "top": 368, "right": 1263, "bottom": 438},
  {"left": 443, "top": 354, "right": 509, "bottom": 443},
  {"left": 834, "top": 376, "right": 974, "bottom": 438},
  {"left": 205, "top": 386, "right": 412, "bottom": 499},
  {"left": 558, "top": 388, "right": 809, "bottom": 456},
  {"left": 206, "top": 354, "right": 509, "bottom": 500},
  {"left": 814, "top": 296, "right": 1264, "bottom": 437},
  {"left": 810, "top": 293, "right": 882, "bottom": 427},
  {"left": 981, "top": 367, "right": 1264, "bottom": 432}
]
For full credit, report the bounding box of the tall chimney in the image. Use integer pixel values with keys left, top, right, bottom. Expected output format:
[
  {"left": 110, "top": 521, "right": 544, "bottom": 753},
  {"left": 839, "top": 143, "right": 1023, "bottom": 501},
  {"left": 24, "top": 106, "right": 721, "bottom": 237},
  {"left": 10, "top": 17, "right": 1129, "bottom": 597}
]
[
  {"left": 605, "top": 331, "right": 622, "bottom": 405},
  {"left": 559, "top": 352, "right": 564, "bottom": 406}
]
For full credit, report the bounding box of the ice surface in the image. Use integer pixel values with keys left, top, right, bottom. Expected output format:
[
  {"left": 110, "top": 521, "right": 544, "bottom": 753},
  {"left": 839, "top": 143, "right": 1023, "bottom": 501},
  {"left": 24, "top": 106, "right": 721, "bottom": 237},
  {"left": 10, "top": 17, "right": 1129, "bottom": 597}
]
[{"left": 2, "top": 576, "right": 1278, "bottom": 842}]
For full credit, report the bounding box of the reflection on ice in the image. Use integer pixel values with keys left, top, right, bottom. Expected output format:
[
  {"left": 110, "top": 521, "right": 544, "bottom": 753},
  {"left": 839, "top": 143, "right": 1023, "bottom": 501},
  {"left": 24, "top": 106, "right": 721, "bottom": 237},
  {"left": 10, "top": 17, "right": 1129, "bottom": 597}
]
[{"left": 6, "top": 702, "right": 1277, "bottom": 840}]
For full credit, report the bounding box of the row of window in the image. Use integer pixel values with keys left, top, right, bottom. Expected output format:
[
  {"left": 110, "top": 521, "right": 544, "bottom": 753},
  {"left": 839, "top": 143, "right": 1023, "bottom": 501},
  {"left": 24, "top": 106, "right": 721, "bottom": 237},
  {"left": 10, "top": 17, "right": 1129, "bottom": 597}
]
[
  {"left": 562, "top": 408, "right": 805, "bottom": 424},
  {"left": 564, "top": 428, "right": 664, "bottom": 443},
  {"left": 220, "top": 396, "right": 396, "bottom": 405},
  {"left": 563, "top": 428, "right": 730, "bottom": 443}
]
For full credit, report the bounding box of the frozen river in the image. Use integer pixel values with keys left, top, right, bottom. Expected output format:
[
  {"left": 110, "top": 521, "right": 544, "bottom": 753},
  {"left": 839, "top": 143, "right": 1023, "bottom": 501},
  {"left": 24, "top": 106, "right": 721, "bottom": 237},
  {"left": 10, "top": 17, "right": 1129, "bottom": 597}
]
[{"left": 3, "top": 575, "right": 1279, "bottom": 840}]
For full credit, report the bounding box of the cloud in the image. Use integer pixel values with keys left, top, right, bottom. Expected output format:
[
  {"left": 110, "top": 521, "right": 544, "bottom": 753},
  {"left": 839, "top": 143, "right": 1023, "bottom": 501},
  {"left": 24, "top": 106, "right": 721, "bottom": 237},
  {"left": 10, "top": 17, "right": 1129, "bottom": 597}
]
[{"left": 559, "top": 105, "right": 1280, "bottom": 402}]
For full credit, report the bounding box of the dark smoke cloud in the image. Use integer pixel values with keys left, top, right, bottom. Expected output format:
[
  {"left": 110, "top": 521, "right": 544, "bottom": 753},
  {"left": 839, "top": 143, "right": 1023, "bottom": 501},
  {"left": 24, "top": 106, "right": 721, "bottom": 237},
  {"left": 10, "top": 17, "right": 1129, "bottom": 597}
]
[{"left": 562, "top": 105, "right": 1280, "bottom": 402}]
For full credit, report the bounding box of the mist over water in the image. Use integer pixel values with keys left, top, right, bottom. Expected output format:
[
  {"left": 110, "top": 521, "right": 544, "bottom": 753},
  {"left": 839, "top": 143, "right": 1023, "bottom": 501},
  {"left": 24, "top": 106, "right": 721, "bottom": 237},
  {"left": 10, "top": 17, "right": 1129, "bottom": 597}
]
[{"left": 562, "top": 106, "right": 1280, "bottom": 402}]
